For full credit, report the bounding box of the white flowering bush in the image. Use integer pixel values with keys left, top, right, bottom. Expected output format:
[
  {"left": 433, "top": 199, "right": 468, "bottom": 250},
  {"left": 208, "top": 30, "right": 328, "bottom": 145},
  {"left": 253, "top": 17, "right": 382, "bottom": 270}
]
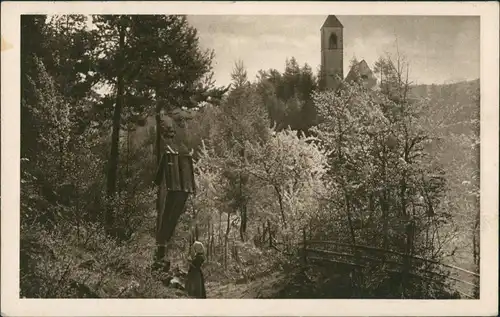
[{"left": 244, "top": 127, "right": 330, "bottom": 248}]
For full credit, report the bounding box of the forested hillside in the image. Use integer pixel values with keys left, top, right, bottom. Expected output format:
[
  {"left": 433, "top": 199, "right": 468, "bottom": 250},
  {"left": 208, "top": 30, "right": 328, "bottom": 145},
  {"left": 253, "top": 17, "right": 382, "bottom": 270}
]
[
  {"left": 409, "top": 79, "right": 480, "bottom": 272},
  {"left": 20, "top": 15, "right": 480, "bottom": 299}
]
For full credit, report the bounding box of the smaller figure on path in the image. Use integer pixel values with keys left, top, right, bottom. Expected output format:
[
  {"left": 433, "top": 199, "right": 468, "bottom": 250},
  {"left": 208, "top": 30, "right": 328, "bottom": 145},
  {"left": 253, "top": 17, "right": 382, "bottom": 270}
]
[{"left": 185, "top": 240, "right": 207, "bottom": 298}]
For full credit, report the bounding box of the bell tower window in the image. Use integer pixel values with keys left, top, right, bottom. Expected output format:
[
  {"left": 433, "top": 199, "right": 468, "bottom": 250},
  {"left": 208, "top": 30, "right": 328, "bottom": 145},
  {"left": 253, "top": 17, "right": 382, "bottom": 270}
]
[{"left": 329, "top": 33, "right": 338, "bottom": 49}]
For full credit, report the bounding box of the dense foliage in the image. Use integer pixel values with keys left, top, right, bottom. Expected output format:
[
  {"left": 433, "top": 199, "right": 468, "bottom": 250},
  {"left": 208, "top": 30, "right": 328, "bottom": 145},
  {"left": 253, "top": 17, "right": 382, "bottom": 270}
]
[{"left": 20, "top": 15, "right": 479, "bottom": 299}]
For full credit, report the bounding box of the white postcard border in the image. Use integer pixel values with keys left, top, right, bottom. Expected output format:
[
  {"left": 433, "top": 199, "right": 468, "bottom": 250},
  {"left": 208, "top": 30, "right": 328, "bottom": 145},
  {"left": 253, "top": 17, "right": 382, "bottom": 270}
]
[{"left": 1, "top": 2, "right": 498, "bottom": 316}]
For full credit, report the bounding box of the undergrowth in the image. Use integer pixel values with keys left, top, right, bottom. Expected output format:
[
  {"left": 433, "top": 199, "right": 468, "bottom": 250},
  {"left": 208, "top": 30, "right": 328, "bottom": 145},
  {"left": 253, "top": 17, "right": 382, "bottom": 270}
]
[{"left": 20, "top": 222, "right": 188, "bottom": 298}]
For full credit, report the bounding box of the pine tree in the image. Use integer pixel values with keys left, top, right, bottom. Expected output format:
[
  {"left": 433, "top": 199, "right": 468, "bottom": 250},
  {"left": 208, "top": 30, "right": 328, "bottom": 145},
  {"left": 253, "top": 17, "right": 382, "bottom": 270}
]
[{"left": 256, "top": 58, "right": 318, "bottom": 133}]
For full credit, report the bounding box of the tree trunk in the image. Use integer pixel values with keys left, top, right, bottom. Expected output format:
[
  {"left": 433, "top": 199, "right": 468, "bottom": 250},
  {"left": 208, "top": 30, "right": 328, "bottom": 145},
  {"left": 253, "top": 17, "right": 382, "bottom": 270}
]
[
  {"left": 273, "top": 185, "right": 286, "bottom": 227},
  {"left": 344, "top": 191, "right": 363, "bottom": 296},
  {"left": 155, "top": 100, "right": 163, "bottom": 164},
  {"left": 261, "top": 222, "right": 265, "bottom": 245},
  {"left": 224, "top": 212, "right": 231, "bottom": 268},
  {"left": 206, "top": 219, "right": 211, "bottom": 261},
  {"left": 473, "top": 206, "right": 480, "bottom": 297},
  {"left": 105, "top": 22, "right": 125, "bottom": 237},
  {"left": 239, "top": 148, "right": 248, "bottom": 242},
  {"left": 400, "top": 131, "right": 410, "bottom": 219},
  {"left": 239, "top": 203, "right": 247, "bottom": 242},
  {"left": 154, "top": 98, "right": 163, "bottom": 261},
  {"left": 75, "top": 183, "right": 80, "bottom": 242},
  {"left": 401, "top": 221, "right": 415, "bottom": 297},
  {"left": 267, "top": 219, "right": 273, "bottom": 248},
  {"left": 124, "top": 127, "right": 131, "bottom": 217},
  {"left": 381, "top": 144, "right": 389, "bottom": 250},
  {"left": 218, "top": 212, "right": 223, "bottom": 260},
  {"left": 239, "top": 173, "right": 245, "bottom": 241},
  {"left": 212, "top": 223, "right": 215, "bottom": 260},
  {"left": 344, "top": 193, "right": 357, "bottom": 245}
]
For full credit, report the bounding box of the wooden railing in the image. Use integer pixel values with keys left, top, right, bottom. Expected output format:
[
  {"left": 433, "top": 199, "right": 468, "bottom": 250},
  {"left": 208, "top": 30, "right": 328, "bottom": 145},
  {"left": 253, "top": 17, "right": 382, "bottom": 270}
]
[{"left": 299, "top": 236, "right": 479, "bottom": 299}]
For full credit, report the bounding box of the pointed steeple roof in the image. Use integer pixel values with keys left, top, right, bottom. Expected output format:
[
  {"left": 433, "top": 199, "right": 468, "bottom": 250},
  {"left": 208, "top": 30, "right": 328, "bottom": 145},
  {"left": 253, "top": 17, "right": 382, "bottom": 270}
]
[{"left": 321, "top": 15, "right": 343, "bottom": 28}]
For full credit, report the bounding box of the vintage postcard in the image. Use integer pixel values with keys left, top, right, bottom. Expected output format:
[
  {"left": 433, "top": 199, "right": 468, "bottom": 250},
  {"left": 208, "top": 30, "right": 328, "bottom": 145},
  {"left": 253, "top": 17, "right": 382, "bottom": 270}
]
[{"left": 1, "top": 1, "right": 498, "bottom": 316}]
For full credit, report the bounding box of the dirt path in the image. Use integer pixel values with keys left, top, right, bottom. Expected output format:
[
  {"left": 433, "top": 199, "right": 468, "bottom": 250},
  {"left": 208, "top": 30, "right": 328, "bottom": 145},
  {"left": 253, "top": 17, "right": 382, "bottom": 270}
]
[
  {"left": 206, "top": 281, "right": 252, "bottom": 298},
  {"left": 206, "top": 272, "right": 285, "bottom": 298}
]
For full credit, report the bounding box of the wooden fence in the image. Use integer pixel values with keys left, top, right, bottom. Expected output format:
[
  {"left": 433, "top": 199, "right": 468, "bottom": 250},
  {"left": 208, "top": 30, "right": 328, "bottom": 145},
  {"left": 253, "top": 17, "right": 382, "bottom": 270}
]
[{"left": 299, "top": 233, "right": 479, "bottom": 299}]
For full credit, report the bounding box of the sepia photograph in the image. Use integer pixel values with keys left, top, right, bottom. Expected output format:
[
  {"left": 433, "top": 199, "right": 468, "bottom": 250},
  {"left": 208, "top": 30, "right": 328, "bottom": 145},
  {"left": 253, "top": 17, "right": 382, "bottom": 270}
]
[{"left": 1, "top": 1, "right": 499, "bottom": 316}]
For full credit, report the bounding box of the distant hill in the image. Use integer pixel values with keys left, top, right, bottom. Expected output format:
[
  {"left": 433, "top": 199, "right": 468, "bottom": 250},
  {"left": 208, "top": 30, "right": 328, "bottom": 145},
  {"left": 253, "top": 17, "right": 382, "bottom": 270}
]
[
  {"left": 410, "top": 79, "right": 480, "bottom": 134},
  {"left": 409, "top": 79, "right": 480, "bottom": 272},
  {"left": 410, "top": 79, "right": 479, "bottom": 100}
]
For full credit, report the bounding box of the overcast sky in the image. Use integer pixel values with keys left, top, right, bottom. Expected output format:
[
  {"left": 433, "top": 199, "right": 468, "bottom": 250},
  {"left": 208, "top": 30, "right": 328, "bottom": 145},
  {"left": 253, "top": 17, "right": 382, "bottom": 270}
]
[{"left": 187, "top": 15, "right": 479, "bottom": 86}]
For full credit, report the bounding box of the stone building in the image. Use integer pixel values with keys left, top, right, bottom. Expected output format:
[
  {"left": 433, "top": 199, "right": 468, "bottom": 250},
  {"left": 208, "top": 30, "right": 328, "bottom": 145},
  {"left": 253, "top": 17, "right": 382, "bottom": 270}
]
[
  {"left": 345, "top": 59, "right": 378, "bottom": 90},
  {"left": 321, "top": 15, "right": 377, "bottom": 91}
]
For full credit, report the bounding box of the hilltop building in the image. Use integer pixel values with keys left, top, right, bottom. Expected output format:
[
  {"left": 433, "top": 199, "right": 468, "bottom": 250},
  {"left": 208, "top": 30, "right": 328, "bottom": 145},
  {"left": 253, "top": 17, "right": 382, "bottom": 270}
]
[
  {"left": 345, "top": 59, "right": 378, "bottom": 90},
  {"left": 321, "top": 15, "right": 377, "bottom": 91}
]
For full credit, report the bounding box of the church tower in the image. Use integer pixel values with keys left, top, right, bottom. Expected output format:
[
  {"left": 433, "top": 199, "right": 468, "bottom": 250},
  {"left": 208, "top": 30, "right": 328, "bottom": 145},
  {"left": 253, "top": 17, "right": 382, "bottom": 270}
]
[{"left": 320, "top": 15, "right": 344, "bottom": 90}]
